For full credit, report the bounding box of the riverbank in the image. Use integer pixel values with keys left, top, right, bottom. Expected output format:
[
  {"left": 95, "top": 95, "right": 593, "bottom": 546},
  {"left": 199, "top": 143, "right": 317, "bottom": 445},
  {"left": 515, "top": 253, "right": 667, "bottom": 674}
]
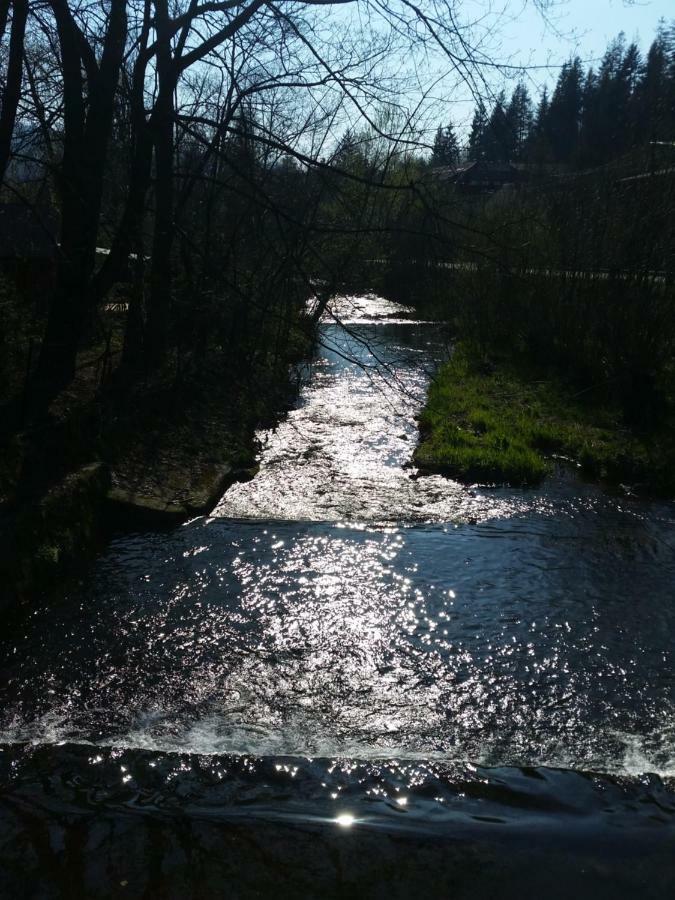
[
  {"left": 0, "top": 316, "right": 315, "bottom": 611},
  {"left": 414, "top": 345, "right": 675, "bottom": 494}
]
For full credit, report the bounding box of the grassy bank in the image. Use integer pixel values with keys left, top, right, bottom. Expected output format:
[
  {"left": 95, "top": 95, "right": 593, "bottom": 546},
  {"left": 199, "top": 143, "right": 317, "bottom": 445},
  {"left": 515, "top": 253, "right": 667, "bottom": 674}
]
[{"left": 414, "top": 346, "right": 675, "bottom": 493}]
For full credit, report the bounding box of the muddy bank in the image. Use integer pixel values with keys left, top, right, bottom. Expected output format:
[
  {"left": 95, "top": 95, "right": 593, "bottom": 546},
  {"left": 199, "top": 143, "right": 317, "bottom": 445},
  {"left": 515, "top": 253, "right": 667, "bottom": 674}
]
[
  {"left": 0, "top": 328, "right": 314, "bottom": 612},
  {"left": 1, "top": 431, "right": 252, "bottom": 613}
]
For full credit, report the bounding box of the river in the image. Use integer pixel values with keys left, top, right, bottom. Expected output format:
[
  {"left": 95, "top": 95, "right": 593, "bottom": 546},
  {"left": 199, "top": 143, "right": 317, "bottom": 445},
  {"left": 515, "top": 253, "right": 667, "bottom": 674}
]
[{"left": 1, "top": 294, "right": 675, "bottom": 897}]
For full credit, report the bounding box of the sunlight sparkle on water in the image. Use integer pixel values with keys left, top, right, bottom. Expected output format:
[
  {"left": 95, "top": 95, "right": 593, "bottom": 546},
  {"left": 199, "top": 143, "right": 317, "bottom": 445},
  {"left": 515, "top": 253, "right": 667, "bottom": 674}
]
[
  {"left": 335, "top": 813, "right": 355, "bottom": 828},
  {"left": 1, "top": 294, "right": 674, "bottom": 779},
  {"left": 212, "top": 293, "right": 535, "bottom": 525}
]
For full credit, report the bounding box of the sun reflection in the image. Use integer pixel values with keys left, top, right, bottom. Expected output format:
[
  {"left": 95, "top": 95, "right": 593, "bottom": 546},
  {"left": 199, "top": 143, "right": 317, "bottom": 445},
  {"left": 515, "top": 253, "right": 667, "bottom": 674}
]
[
  {"left": 335, "top": 813, "right": 355, "bottom": 828},
  {"left": 3, "top": 293, "right": 673, "bottom": 777},
  {"left": 212, "top": 293, "right": 532, "bottom": 526}
]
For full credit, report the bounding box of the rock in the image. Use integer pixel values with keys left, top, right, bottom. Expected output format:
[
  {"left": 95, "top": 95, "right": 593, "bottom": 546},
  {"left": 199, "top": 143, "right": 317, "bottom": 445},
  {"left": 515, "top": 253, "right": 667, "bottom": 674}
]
[
  {"left": 3, "top": 462, "right": 111, "bottom": 609},
  {"left": 106, "top": 463, "right": 259, "bottom": 528}
]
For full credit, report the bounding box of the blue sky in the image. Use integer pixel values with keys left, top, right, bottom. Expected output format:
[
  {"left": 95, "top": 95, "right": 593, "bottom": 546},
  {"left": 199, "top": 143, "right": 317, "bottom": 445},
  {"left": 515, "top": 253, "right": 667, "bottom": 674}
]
[
  {"left": 322, "top": 1, "right": 675, "bottom": 146},
  {"left": 423, "top": 0, "right": 675, "bottom": 138},
  {"left": 502, "top": 0, "right": 673, "bottom": 78}
]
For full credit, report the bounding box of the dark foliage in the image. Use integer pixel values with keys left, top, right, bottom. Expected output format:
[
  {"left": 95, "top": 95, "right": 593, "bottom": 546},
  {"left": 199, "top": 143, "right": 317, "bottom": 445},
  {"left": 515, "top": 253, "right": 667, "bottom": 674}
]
[{"left": 458, "top": 24, "right": 675, "bottom": 168}]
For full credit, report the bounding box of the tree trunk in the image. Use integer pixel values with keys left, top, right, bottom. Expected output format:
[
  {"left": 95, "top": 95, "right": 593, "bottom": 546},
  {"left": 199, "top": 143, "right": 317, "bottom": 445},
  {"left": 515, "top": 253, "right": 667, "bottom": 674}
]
[
  {"left": 145, "top": 94, "right": 174, "bottom": 368},
  {"left": 0, "top": 0, "right": 10, "bottom": 41},
  {"left": 33, "top": 0, "right": 87, "bottom": 398},
  {"left": 121, "top": 242, "right": 147, "bottom": 374},
  {"left": 0, "top": 0, "right": 28, "bottom": 184},
  {"left": 90, "top": 0, "right": 153, "bottom": 313},
  {"left": 145, "top": 0, "right": 175, "bottom": 370},
  {"left": 34, "top": 0, "right": 127, "bottom": 404}
]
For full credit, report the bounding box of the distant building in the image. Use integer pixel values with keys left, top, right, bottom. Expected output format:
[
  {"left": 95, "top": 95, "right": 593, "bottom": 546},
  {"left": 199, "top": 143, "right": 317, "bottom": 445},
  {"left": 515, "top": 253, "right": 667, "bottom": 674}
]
[{"left": 431, "top": 159, "right": 526, "bottom": 193}]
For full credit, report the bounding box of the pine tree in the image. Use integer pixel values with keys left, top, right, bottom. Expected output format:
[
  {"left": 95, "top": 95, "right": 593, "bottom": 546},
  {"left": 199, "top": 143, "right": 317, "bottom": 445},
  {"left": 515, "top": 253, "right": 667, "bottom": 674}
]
[
  {"left": 577, "top": 68, "right": 598, "bottom": 167},
  {"left": 547, "top": 57, "right": 584, "bottom": 163},
  {"left": 506, "top": 82, "right": 534, "bottom": 160},
  {"left": 484, "top": 90, "right": 510, "bottom": 161},
  {"left": 616, "top": 41, "right": 642, "bottom": 155},
  {"left": 590, "top": 35, "right": 626, "bottom": 163},
  {"left": 430, "top": 123, "right": 460, "bottom": 166},
  {"left": 463, "top": 24, "right": 675, "bottom": 172},
  {"left": 668, "top": 24, "right": 675, "bottom": 139},
  {"left": 631, "top": 26, "right": 671, "bottom": 145},
  {"left": 579, "top": 35, "right": 645, "bottom": 165},
  {"left": 468, "top": 101, "right": 488, "bottom": 158},
  {"left": 527, "top": 86, "right": 551, "bottom": 163}
]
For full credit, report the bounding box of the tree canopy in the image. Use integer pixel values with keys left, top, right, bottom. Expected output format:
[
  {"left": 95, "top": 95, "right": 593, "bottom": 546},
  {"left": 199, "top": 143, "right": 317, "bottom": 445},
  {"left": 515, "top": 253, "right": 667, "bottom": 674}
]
[{"left": 448, "top": 23, "right": 675, "bottom": 167}]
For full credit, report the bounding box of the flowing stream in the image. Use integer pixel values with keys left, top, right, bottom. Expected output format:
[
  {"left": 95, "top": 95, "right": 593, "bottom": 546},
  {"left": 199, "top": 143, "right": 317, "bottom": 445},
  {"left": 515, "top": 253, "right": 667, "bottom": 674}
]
[{"left": 2, "top": 295, "right": 675, "bottom": 896}]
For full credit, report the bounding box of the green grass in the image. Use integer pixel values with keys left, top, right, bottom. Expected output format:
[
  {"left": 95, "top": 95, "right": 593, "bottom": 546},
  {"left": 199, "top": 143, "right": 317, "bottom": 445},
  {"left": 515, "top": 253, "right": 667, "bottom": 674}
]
[{"left": 414, "top": 347, "right": 672, "bottom": 491}]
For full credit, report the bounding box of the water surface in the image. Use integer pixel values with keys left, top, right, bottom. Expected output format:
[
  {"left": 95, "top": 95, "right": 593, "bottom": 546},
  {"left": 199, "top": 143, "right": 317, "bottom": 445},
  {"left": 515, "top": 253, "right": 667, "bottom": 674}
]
[{"left": 1, "top": 294, "right": 675, "bottom": 897}]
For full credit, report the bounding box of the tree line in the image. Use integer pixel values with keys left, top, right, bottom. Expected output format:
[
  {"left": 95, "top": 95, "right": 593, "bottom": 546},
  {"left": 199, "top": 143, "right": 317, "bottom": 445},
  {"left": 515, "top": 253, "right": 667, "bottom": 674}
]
[
  {"left": 431, "top": 22, "right": 675, "bottom": 168},
  {"left": 4, "top": 0, "right": 530, "bottom": 420},
  {"left": 0, "top": 0, "right": 672, "bottom": 454}
]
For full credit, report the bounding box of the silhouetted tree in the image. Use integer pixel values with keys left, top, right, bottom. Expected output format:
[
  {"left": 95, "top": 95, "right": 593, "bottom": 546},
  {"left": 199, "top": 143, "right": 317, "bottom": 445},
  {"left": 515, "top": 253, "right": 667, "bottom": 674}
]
[
  {"left": 483, "top": 90, "right": 510, "bottom": 160},
  {"left": 430, "top": 123, "right": 459, "bottom": 166},
  {"left": 468, "top": 101, "right": 487, "bottom": 158},
  {"left": 505, "top": 82, "right": 533, "bottom": 160},
  {"left": 546, "top": 57, "right": 584, "bottom": 163}
]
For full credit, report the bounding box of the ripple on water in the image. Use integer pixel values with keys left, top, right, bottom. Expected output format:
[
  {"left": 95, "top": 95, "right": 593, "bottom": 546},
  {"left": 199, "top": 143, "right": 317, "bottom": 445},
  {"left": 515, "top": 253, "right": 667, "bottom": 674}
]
[
  {"left": 1, "top": 294, "right": 675, "bottom": 784},
  {"left": 213, "top": 294, "right": 610, "bottom": 524},
  {"left": 1, "top": 514, "right": 675, "bottom": 778}
]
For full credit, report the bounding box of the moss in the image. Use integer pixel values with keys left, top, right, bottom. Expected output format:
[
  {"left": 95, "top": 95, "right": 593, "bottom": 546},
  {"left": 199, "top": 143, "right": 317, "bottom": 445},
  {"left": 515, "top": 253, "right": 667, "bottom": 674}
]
[{"left": 414, "top": 346, "right": 675, "bottom": 492}]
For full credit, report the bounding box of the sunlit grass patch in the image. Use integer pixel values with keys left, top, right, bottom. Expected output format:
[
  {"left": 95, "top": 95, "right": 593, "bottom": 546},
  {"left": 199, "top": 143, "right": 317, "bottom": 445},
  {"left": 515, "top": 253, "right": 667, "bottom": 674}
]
[{"left": 414, "top": 346, "right": 665, "bottom": 489}]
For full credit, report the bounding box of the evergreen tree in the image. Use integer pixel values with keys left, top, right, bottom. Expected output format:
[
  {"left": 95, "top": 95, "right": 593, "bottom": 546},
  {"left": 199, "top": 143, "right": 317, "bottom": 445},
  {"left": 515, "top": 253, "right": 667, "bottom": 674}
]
[
  {"left": 468, "top": 101, "right": 488, "bottom": 158},
  {"left": 527, "top": 86, "right": 551, "bottom": 163},
  {"left": 430, "top": 123, "right": 460, "bottom": 166},
  {"left": 332, "top": 128, "right": 358, "bottom": 166},
  {"left": 581, "top": 35, "right": 634, "bottom": 164},
  {"left": 465, "top": 24, "right": 675, "bottom": 171},
  {"left": 547, "top": 57, "right": 584, "bottom": 163},
  {"left": 669, "top": 25, "right": 675, "bottom": 138},
  {"left": 616, "top": 41, "right": 642, "bottom": 154},
  {"left": 506, "top": 82, "right": 534, "bottom": 160},
  {"left": 577, "top": 68, "right": 598, "bottom": 166},
  {"left": 631, "top": 25, "right": 673, "bottom": 145},
  {"left": 484, "top": 90, "right": 510, "bottom": 161}
]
